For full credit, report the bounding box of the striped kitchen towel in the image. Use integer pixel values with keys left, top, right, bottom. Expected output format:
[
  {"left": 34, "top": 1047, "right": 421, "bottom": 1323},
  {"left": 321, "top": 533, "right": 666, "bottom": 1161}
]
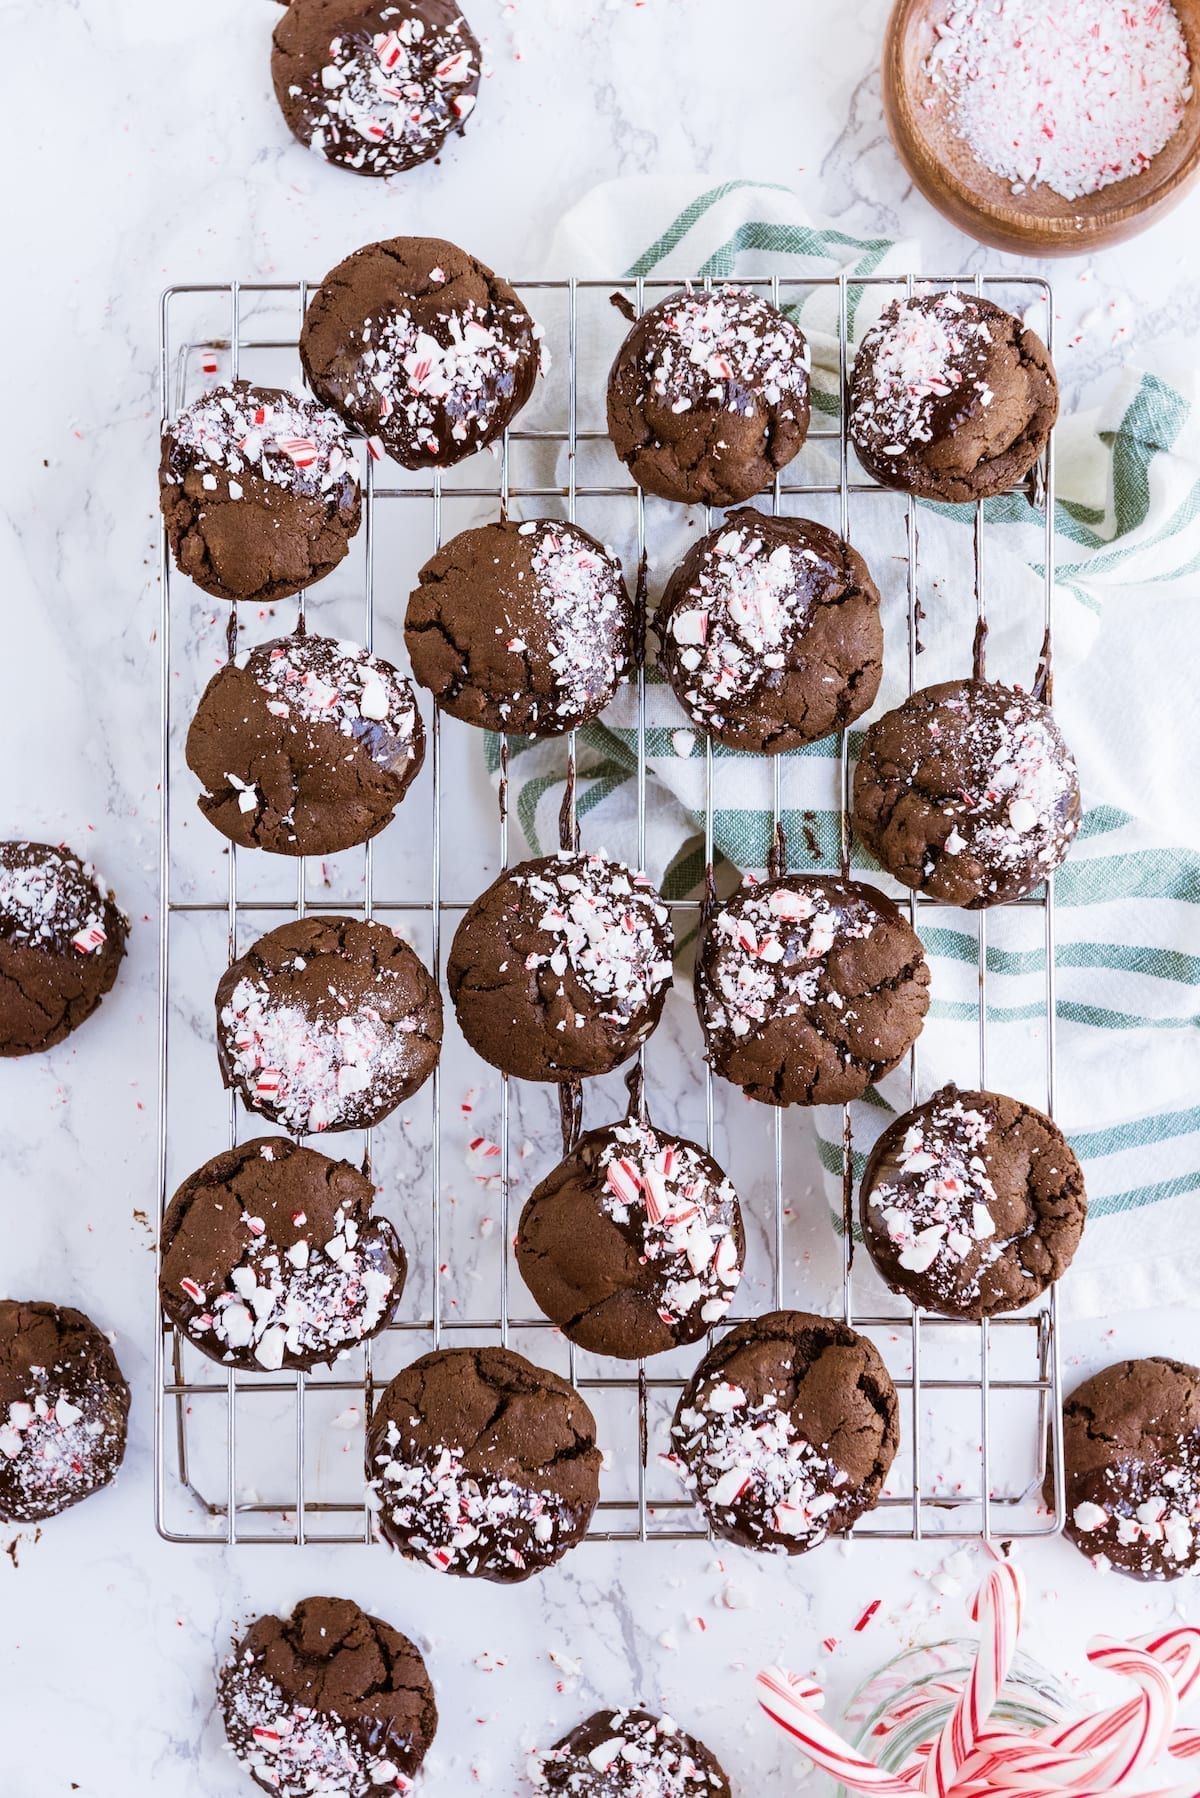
[{"left": 494, "top": 177, "right": 1200, "bottom": 1320}]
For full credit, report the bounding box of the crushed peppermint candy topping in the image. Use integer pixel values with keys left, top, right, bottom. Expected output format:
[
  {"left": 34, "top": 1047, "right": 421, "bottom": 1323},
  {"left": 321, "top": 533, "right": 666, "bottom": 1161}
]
[
  {"left": 220, "top": 968, "right": 427, "bottom": 1136},
  {"left": 497, "top": 521, "right": 630, "bottom": 729},
  {"left": 370, "top": 1425, "right": 580, "bottom": 1576},
  {"left": 163, "top": 384, "right": 359, "bottom": 498},
  {"left": 1071, "top": 1454, "right": 1200, "bottom": 1575},
  {"left": 230, "top": 634, "right": 420, "bottom": 774},
  {"left": 664, "top": 520, "right": 821, "bottom": 726},
  {"left": 530, "top": 1708, "right": 726, "bottom": 1796},
  {"left": 851, "top": 291, "right": 994, "bottom": 459},
  {"left": 222, "top": 1664, "right": 405, "bottom": 1796},
  {"left": 0, "top": 1374, "right": 126, "bottom": 1522},
  {"left": 699, "top": 877, "right": 872, "bottom": 1042},
  {"left": 514, "top": 854, "right": 674, "bottom": 1025},
  {"left": 672, "top": 1380, "right": 847, "bottom": 1549},
  {"left": 639, "top": 285, "right": 810, "bottom": 419},
  {"left": 0, "top": 842, "right": 119, "bottom": 958},
  {"left": 288, "top": 9, "right": 479, "bottom": 177},
  {"left": 865, "top": 1094, "right": 1006, "bottom": 1298},
  {"left": 926, "top": 0, "right": 1191, "bottom": 202},
  {"left": 594, "top": 1118, "right": 743, "bottom": 1330}
]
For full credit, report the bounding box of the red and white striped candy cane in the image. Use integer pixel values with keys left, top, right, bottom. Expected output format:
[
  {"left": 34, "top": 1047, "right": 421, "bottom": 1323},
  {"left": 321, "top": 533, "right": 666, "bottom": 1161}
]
[
  {"left": 921, "top": 1554, "right": 1024, "bottom": 1796},
  {"left": 757, "top": 1667, "right": 921, "bottom": 1795}
]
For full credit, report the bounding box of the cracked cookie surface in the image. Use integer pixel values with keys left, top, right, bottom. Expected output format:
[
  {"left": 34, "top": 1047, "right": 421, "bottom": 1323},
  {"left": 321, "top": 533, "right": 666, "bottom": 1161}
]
[
  {"left": 159, "top": 381, "right": 361, "bottom": 604},
  {"left": 852, "top": 678, "right": 1081, "bottom": 908},
  {"left": 0, "top": 840, "right": 128, "bottom": 1057},
  {"left": 220, "top": 1595, "right": 437, "bottom": 1796},
  {"left": 216, "top": 916, "right": 442, "bottom": 1135},
  {"left": 160, "top": 1137, "right": 406, "bottom": 1372},
  {"left": 517, "top": 1116, "right": 745, "bottom": 1360},
  {"left": 671, "top": 1310, "right": 899, "bottom": 1554},
  {"left": 607, "top": 285, "right": 811, "bottom": 507},
  {"left": 0, "top": 1300, "right": 130, "bottom": 1523},
  {"left": 1049, "top": 1357, "right": 1200, "bottom": 1580},
  {"left": 849, "top": 290, "right": 1058, "bottom": 503},
  {"left": 656, "top": 509, "right": 882, "bottom": 754},
  {"left": 531, "top": 1707, "right": 732, "bottom": 1796},
  {"left": 860, "top": 1084, "right": 1086, "bottom": 1319},
  {"left": 186, "top": 631, "right": 424, "bottom": 857},
  {"left": 406, "top": 517, "right": 635, "bottom": 735},
  {"left": 367, "top": 1346, "right": 601, "bottom": 1580},
  {"left": 272, "top": 0, "right": 480, "bottom": 178},
  {"left": 300, "top": 235, "right": 541, "bottom": 468},
  {"left": 694, "top": 873, "right": 929, "bottom": 1107}
]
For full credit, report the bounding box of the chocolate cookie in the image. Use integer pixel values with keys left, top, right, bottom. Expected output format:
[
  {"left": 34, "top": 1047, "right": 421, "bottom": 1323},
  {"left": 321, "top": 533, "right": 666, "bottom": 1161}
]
[
  {"left": 186, "top": 632, "right": 424, "bottom": 857},
  {"left": 860, "top": 1085, "right": 1086, "bottom": 1319},
  {"left": 405, "top": 518, "right": 636, "bottom": 736},
  {"left": 220, "top": 1596, "right": 437, "bottom": 1797},
  {"left": 607, "top": 284, "right": 811, "bottom": 507},
  {"left": 695, "top": 874, "right": 930, "bottom": 1107},
  {"left": 160, "top": 1138, "right": 406, "bottom": 1372},
  {"left": 448, "top": 853, "right": 675, "bottom": 1083},
  {"left": 1049, "top": 1358, "right": 1200, "bottom": 1581},
  {"left": 656, "top": 510, "right": 883, "bottom": 753},
  {"left": 0, "top": 840, "right": 128, "bottom": 1057},
  {"left": 849, "top": 291, "right": 1058, "bottom": 502},
  {"left": 852, "top": 678, "right": 1081, "bottom": 908},
  {"left": 671, "top": 1310, "right": 899, "bottom": 1553},
  {"left": 0, "top": 1300, "right": 130, "bottom": 1523},
  {"left": 159, "top": 382, "right": 361, "bottom": 604},
  {"left": 366, "top": 1346, "right": 601, "bottom": 1580},
  {"left": 531, "top": 1709, "right": 732, "bottom": 1797},
  {"left": 216, "top": 916, "right": 442, "bottom": 1135},
  {"left": 516, "top": 1115, "right": 745, "bottom": 1360},
  {"left": 272, "top": 0, "right": 480, "bottom": 178},
  {"left": 300, "top": 236, "right": 541, "bottom": 467}
]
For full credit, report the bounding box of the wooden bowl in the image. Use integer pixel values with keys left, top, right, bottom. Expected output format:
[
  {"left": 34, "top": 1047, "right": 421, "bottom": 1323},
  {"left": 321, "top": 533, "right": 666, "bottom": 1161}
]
[{"left": 882, "top": 0, "right": 1200, "bottom": 255}]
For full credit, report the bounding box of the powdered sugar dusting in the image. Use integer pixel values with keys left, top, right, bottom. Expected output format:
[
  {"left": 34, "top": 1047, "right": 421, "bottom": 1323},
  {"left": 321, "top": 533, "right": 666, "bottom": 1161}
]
[
  {"left": 851, "top": 292, "right": 993, "bottom": 459},
  {"left": 927, "top": 0, "right": 1191, "bottom": 201},
  {"left": 516, "top": 854, "right": 674, "bottom": 1025},
  {"left": 865, "top": 1095, "right": 1005, "bottom": 1299},
  {"left": 0, "top": 843, "right": 116, "bottom": 958},
  {"left": 642, "top": 285, "right": 810, "bottom": 420},
  {"left": 222, "top": 1663, "right": 404, "bottom": 1796},
  {"left": 163, "top": 384, "right": 359, "bottom": 497},
  {"left": 671, "top": 1380, "right": 846, "bottom": 1550}
]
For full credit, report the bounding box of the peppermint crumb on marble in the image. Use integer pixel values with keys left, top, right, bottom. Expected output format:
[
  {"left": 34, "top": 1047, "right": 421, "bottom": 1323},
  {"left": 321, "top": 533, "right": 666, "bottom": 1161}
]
[
  {"left": 671, "top": 1381, "right": 846, "bottom": 1549},
  {"left": 597, "top": 1119, "right": 742, "bottom": 1329},
  {"left": 866, "top": 1095, "right": 1002, "bottom": 1296},
  {"left": 164, "top": 385, "right": 359, "bottom": 496},
  {"left": 301, "top": 11, "right": 478, "bottom": 175},
  {"left": 516, "top": 855, "right": 675, "bottom": 1023},
  {"left": 851, "top": 292, "right": 994, "bottom": 459},
  {"left": 222, "top": 1663, "right": 403, "bottom": 1795},
  {"left": 0, "top": 844, "right": 114, "bottom": 957},
  {"left": 926, "top": 0, "right": 1191, "bottom": 202}
]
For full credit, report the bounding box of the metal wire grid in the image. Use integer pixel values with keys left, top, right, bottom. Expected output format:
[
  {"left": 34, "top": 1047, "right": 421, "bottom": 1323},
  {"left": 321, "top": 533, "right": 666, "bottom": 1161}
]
[{"left": 155, "top": 270, "right": 1065, "bottom": 1547}]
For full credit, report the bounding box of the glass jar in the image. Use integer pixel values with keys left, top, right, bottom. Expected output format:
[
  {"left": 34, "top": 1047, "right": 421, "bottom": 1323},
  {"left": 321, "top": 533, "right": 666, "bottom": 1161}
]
[{"left": 840, "top": 1639, "right": 1077, "bottom": 1792}]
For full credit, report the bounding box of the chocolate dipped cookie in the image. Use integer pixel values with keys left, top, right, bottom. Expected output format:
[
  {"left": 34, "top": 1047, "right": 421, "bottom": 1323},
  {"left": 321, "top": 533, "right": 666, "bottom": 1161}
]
[
  {"left": 0, "top": 840, "right": 128, "bottom": 1057},
  {"left": 531, "top": 1708, "right": 732, "bottom": 1796},
  {"left": 0, "top": 1301, "right": 130, "bottom": 1523}
]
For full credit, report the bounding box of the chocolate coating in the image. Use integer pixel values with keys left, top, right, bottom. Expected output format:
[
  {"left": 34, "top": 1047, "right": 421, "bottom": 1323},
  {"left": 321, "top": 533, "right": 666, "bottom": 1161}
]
[
  {"left": 185, "top": 632, "right": 424, "bottom": 858},
  {"left": 367, "top": 1346, "right": 601, "bottom": 1581},
  {"left": 849, "top": 291, "right": 1058, "bottom": 503},
  {"left": 159, "top": 382, "right": 361, "bottom": 604},
  {"left": 448, "top": 853, "right": 675, "bottom": 1083},
  {"left": 0, "top": 1301, "right": 130, "bottom": 1523},
  {"left": 160, "top": 1138, "right": 406, "bottom": 1372},
  {"left": 406, "top": 518, "right": 635, "bottom": 736},
  {"left": 220, "top": 1595, "right": 437, "bottom": 1796},
  {"left": 607, "top": 284, "right": 811, "bottom": 507},
  {"left": 300, "top": 235, "right": 540, "bottom": 468},
  {"left": 216, "top": 916, "right": 442, "bottom": 1135},
  {"left": 694, "top": 874, "right": 930, "bottom": 1107},
  {"left": 272, "top": 0, "right": 480, "bottom": 178},
  {"left": 1049, "top": 1358, "right": 1200, "bottom": 1581},
  {"left": 671, "top": 1310, "right": 900, "bottom": 1553},
  {"left": 531, "top": 1708, "right": 732, "bottom": 1796},
  {"left": 0, "top": 840, "right": 128, "bottom": 1057},
  {"left": 656, "top": 510, "right": 882, "bottom": 753},
  {"left": 860, "top": 1084, "right": 1086, "bottom": 1319},
  {"left": 852, "top": 678, "right": 1081, "bottom": 908},
  {"left": 516, "top": 1116, "right": 745, "bottom": 1360}
]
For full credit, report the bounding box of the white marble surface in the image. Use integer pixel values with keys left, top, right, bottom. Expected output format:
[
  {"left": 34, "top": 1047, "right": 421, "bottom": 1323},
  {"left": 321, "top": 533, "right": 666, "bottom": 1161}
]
[{"left": 4, "top": 1, "right": 1200, "bottom": 1793}]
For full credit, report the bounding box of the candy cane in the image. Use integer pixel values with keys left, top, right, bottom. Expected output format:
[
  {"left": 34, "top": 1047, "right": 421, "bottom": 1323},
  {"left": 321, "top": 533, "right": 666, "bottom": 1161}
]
[
  {"left": 921, "top": 1554, "right": 1024, "bottom": 1796},
  {"left": 757, "top": 1667, "right": 921, "bottom": 1795}
]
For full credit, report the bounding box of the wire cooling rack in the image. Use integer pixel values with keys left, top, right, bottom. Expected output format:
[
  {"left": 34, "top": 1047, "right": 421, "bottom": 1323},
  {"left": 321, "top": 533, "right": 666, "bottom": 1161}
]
[{"left": 155, "top": 270, "right": 1065, "bottom": 1547}]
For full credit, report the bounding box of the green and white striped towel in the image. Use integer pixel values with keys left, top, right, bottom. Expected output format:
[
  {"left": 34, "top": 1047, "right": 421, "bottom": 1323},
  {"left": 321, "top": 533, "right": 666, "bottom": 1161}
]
[{"left": 498, "top": 177, "right": 1200, "bottom": 1320}]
